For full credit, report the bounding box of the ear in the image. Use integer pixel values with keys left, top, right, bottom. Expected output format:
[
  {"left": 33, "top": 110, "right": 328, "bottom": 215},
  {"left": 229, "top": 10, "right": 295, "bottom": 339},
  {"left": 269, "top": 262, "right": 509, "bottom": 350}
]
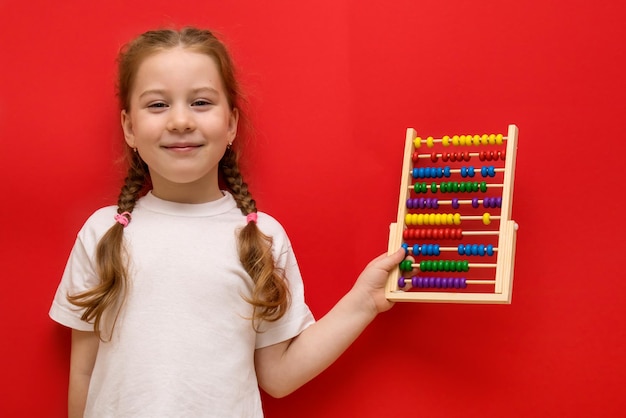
[
  {"left": 228, "top": 108, "right": 239, "bottom": 144},
  {"left": 121, "top": 110, "right": 135, "bottom": 148}
]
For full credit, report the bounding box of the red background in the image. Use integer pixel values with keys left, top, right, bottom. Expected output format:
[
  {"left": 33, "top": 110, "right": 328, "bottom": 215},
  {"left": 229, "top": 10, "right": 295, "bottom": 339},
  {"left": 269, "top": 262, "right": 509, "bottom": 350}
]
[{"left": 1, "top": 0, "right": 625, "bottom": 417}]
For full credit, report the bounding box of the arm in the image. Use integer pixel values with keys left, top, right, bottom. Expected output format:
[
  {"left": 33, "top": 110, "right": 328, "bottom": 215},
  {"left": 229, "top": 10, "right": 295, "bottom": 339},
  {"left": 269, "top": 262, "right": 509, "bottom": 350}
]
[
  {"left": 254, "top": 249, "right": 405, "bottom": 398},
  {"left": 68, "top": 330, "right": 99, "bottom": 418}
]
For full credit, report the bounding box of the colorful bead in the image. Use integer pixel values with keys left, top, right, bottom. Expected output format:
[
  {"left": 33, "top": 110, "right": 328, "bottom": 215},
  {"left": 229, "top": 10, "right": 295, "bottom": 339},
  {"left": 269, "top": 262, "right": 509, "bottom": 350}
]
[
  {"left": 442, "top": 135, "right": 450, "bottom": 146},
  {"left": 426, "top": 136, "right": 434, "bottom": 147},
  {"left": 482, "top": 212, "right": 491, "bottom": 225},
  {"left": 496, "top": 133, "right": 503, "bottom": 145},
  {"left": 472, "top": 197, "right": 479, "bottom": 208},
  {"left": 414, "top": 136, "right": 422, "bottom": 148},
  {"left": 398, "top": 277, "right": 407, "bottom": 288},
  {"left": 452, "top": 198, "right": 459, "bottom": 209}
]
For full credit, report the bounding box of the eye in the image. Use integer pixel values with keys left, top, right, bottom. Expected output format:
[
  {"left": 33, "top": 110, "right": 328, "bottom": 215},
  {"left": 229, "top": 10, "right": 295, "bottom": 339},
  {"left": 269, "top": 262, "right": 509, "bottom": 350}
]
[
  {"left": 192, "top": 99, "right": 213, "bottom": 107},
  {"left": 148, "top": 102, "right": 168, "bottom": 109}
]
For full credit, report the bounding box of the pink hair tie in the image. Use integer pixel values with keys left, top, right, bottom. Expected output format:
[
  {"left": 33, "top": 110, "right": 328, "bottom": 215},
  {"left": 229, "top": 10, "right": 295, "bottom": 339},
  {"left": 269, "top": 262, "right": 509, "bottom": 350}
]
[
  {"left": 246, "top": 212, "right": 258, "bottom": 224},
  {"left": 114, "top": 211, "right": 132, "bottom": 228}
]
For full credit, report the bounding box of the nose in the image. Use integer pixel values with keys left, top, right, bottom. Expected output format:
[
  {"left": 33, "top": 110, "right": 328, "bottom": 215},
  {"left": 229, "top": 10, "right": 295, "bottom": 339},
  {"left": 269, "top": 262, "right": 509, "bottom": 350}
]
[{"left": 166, "top": 104, "right": 196, "bottom": 132}]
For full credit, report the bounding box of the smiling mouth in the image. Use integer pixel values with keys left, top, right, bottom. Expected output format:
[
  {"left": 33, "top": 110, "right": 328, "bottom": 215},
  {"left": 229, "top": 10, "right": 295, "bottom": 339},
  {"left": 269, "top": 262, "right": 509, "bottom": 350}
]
[{"left": 162, "top": 144, "right": 203, "bottom": 151}]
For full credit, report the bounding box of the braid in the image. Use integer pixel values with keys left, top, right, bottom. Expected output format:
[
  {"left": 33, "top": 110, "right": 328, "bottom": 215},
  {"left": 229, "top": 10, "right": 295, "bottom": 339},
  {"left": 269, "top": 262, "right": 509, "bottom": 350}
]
[
  {"left": 220, "top": 149, "right": 290, "bottom": 325},
  {"left": 67, "top": 154, "right": 149, "bottom": 340}
]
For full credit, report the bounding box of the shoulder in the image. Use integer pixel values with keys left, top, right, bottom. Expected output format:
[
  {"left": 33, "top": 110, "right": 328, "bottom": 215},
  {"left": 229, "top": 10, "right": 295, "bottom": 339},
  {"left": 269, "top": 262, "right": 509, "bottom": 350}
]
[{"left": 75, "top": 205, "right": 119, "bottom": 245}]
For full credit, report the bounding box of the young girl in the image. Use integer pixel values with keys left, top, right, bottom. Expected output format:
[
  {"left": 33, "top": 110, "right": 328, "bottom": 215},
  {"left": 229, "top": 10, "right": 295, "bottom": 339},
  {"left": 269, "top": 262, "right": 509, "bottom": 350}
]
[{"left": 50, "top": 27, "right": 404, "bottom": 417}]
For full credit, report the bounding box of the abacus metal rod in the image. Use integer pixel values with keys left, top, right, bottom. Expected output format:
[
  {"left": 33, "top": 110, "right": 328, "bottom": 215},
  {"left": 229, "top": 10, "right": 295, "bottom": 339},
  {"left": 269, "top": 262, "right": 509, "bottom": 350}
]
[{"left": 406, "top": 246, "right": 499, "bottom": 253}]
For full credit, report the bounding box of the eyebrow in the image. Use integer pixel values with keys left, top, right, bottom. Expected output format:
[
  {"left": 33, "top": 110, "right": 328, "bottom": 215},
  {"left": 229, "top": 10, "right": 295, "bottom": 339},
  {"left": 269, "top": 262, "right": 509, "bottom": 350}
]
[{"left": 138, "top": 87, "right": 220, "bottom": 99}]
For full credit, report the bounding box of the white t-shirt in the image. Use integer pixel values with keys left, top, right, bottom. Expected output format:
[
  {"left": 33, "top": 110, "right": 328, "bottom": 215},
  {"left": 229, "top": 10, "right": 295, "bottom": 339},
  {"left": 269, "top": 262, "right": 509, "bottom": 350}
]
[{"left": 50, "top": 191, "right": 315, "bottom": 417}]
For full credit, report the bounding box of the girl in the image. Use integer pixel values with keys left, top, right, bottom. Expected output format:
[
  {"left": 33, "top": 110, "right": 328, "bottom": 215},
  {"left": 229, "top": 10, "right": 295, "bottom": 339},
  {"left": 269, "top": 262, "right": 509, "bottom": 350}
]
[{"left": 50, "top": 27, "right": 404, "bottom": 417}]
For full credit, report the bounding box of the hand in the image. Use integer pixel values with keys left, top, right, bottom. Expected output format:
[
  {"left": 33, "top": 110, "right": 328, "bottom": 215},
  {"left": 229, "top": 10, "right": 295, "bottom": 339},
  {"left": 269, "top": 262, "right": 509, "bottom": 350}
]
[{"left": 351, "top": 248, "right": 406, "bottom": 315}]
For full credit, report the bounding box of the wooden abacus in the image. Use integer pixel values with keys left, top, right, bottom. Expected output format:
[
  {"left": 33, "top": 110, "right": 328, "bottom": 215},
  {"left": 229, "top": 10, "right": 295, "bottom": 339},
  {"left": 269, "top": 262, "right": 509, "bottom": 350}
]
[{"left": 386, "top": 124, "right": 518, "bottom": 303}]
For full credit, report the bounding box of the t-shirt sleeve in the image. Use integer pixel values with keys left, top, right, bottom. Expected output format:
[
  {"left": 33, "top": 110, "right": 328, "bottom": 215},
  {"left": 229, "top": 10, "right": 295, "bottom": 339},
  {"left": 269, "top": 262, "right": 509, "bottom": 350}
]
[
  {"left": 49, "top": 209, "right": 114, "bottom": 332},
  {"left": 254, "top": 217, "right": 316, "bottom": 349}
]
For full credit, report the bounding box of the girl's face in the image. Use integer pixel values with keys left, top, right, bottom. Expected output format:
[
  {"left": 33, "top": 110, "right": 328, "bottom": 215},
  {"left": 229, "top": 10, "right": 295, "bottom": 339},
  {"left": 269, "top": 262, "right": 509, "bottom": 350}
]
[{"left": 121, "top": 47, "right": 238, "bottom": 203}]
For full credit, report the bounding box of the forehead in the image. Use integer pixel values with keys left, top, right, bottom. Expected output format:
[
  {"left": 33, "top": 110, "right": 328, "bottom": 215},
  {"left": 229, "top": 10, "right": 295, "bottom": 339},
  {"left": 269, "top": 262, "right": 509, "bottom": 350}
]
[{"left": 133, "top": 47, "right": 224, "bottom": 93}]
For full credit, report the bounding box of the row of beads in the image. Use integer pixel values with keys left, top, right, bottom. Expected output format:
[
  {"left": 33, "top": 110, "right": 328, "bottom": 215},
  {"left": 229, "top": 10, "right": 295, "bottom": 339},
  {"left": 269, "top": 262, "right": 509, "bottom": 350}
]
[
  {"left": 403, "top": 228, "right": 465, "bottom": 240},
  {"left": 400, "top": 259, "right": 471, "bottom": 272},
  {"left": 413, "top": 181, "right": 490, "bottom": 193},
  {"left": 398, "top": 276, "right": 468, "bottom": 289},
  {"left": 411, "top": 165, "right": 500, "bottom": 179},
  {"left": 402, "top": 243, "right": 495, "bottom": 256},
  {"left": 406, "top": 196, "right": 502, "bottom": 209},
  {"left": 405, "top": 213, "right": 493, "bottom": 226},
  {"left": 414, "top": 134, "right": 504, "bottom": 148},
  {"left": 412, "top": 151, "right": 506, "bottom": 163}
]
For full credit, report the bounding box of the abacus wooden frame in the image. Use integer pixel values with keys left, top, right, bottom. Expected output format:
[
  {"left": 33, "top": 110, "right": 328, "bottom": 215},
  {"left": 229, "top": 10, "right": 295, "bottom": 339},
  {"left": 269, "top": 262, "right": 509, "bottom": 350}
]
[{"left": 385, "top": 124, "right": 518, "bottom": 303}]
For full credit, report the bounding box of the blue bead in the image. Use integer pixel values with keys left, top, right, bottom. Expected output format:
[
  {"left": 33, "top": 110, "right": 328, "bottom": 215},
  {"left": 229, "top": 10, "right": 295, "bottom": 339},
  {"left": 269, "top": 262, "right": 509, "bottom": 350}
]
[
  {"left": 461, "top": 167, "right": 467, "bottom": 177},
  {"left": 444, "top": 166, "right": 451, "bottom": 177},
  {"left": 478, "top": 245, "right": 485, "bottom": 256},
  {"left": 412, "top": 168, "right": 418, "bottom": 178},
  {"left": 487, "top": 245, "right": 494, "bottom": 256},
  {"left": 481, "top": 166, "right": 487, "bottom": 177},
  {"left": 468, "top": 166, "right": 475, "bottom": 177},
  {"left": 458, "top": 244, "right": 465, "bottom": 255},
  {"left": 434, "top": 245, "right": 440, "bottom": 256},
  {"left": 488, "top": 166, "right": 496, "bottom": 177},
  {"left": 413, "top": 244, "right": 420, "bottom": 255}
]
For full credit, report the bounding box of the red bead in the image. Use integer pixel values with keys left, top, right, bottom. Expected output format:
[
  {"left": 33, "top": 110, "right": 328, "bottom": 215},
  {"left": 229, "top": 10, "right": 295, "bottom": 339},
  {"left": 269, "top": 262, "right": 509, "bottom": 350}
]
[
  {"left": 441, "top": 153, "right": 449, "bottom": 162},
  {"left": 500, "top": 150, "right": 506, "bottom": 161},
  {"left": 430, "top": 152, "right": 438, "bottom": 162},
  {"left": 463, "top": 152, "right": 471, "bottom": 162},
  {"left": 479, "top": 151, "right": 486, "bottom": 161},
  {"left": 412, "top": 151, "right": 419, "bottom": 162}
]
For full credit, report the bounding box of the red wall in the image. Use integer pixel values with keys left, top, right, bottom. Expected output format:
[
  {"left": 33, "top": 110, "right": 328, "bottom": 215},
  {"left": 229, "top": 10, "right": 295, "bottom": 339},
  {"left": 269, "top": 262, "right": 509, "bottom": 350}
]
[{"left": 1, "top": 1, "right": 624, "bottom": 416}]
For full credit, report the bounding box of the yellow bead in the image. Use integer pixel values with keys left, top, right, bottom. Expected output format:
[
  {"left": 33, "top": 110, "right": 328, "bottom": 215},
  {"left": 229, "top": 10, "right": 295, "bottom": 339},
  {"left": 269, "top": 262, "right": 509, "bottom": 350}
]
[
  {"left": 426, "top": 136, "right": 435, "bottom": 147},
  {"left": 481, "top": 134, "right": 488, "bottom": 145},
  {"left": 482, "top": 212, "right": 491, "bottom": 225},
  {"left": 429, "top": 213, "right": 436, "bottom": 225},
  {"left": 412, "top": 213, "right": 420, "bottom": 225},
  {"left": 414, "top": 136, "right": 422, "bottom": 148},
  {"left": 452, "top": 135, "right": 459, "bottom": 146},
  {"left": 453, "top": 213, "right": 461, "bottom": 225},
  {"left": 434, "top": 213, "right": 442, "bottom": 225},
  {"left": 417, "top": 213, "right": 424, "bottom": 225},
  {"left": 459, "top": 135, "right": 466, "bottom": 146},
  {"left": 405, "top": 214, "right": 412, "bottom": 225},
  {"left": 473, "top": 135, "right": 480, "bottom": 145},
  {"left": 488, "top": 134, "right": 496, "bottom": 144},
  {"left": 442, "top": 135, "right": 450, "bottom": 146},
  {"left": 496, "top": 133, "right": 503, "bottom": 145},
  {"left": 446, "top": 213, "right": 454, "bottom": 224}
]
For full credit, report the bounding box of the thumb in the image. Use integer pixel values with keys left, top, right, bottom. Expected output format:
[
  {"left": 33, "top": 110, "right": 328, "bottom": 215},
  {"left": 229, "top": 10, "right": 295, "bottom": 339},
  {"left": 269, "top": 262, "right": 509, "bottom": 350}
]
[{"left": 369, "top": 248, "right": 406, "bottom": 272}]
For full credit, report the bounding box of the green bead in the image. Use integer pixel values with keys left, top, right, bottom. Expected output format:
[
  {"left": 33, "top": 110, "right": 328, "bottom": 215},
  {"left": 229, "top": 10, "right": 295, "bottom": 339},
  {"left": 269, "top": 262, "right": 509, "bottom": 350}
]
[
  {"left": 443, "top": 260, "right": 451, "bottom": 271},
  {"left": 460, "top": 182, "right": 467, "bottom": 192},
  {"left": 437, "top": 260, "right": 445, "bottom": 271},
  {"left": 462, "top": 260, "right": 469, "bottom": 271},
  {"left": 480, "top": 181, "right": 487, "bottom": 192},
  {"left": 471, "top": 182, "right": 479, "bottom": 192},
  {"left": 452, "top": 182, "right": 459, "bottom": 192},
  {"left": 431, "top": 182, "right": 438, "bottom": 193}
]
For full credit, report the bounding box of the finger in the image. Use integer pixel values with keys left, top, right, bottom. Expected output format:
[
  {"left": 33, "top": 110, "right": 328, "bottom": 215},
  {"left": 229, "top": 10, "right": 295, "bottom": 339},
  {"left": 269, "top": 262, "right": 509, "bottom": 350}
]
[{"left": 371, "top": 248, "right": 405, "bottom": 272}]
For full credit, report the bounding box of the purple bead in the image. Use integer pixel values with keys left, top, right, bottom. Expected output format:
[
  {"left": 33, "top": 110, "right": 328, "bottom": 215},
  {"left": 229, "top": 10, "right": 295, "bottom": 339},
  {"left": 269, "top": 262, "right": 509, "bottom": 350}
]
[
  {"left": 417, "top": 277, "right": 424, "bottom": 288},
  {"left": 398, "top": 277, "right": 406, "bottom": 288},
  {"left": 453, "top": 278, "right": 460, "bottom": 288},
  {"left": 411, "top": 276, "right": 419, "bottom": 287},
  {"left": 429, "top": 277, "right": 436, "bottom": 288},
  {"left": 432, "top": 198, "right": 439, "bottom": 209},
  {"left": 472, "top": 197, "right": 479, "bottom": 208},
  {"left": 452, "top": 198, "right": 459, "bottom": 209},
  {"left": 495, "top": 197, "right": 502, "bottom": 208},
  {"left": 460, "top": 278, "right": 467, "bottom": 289}
]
